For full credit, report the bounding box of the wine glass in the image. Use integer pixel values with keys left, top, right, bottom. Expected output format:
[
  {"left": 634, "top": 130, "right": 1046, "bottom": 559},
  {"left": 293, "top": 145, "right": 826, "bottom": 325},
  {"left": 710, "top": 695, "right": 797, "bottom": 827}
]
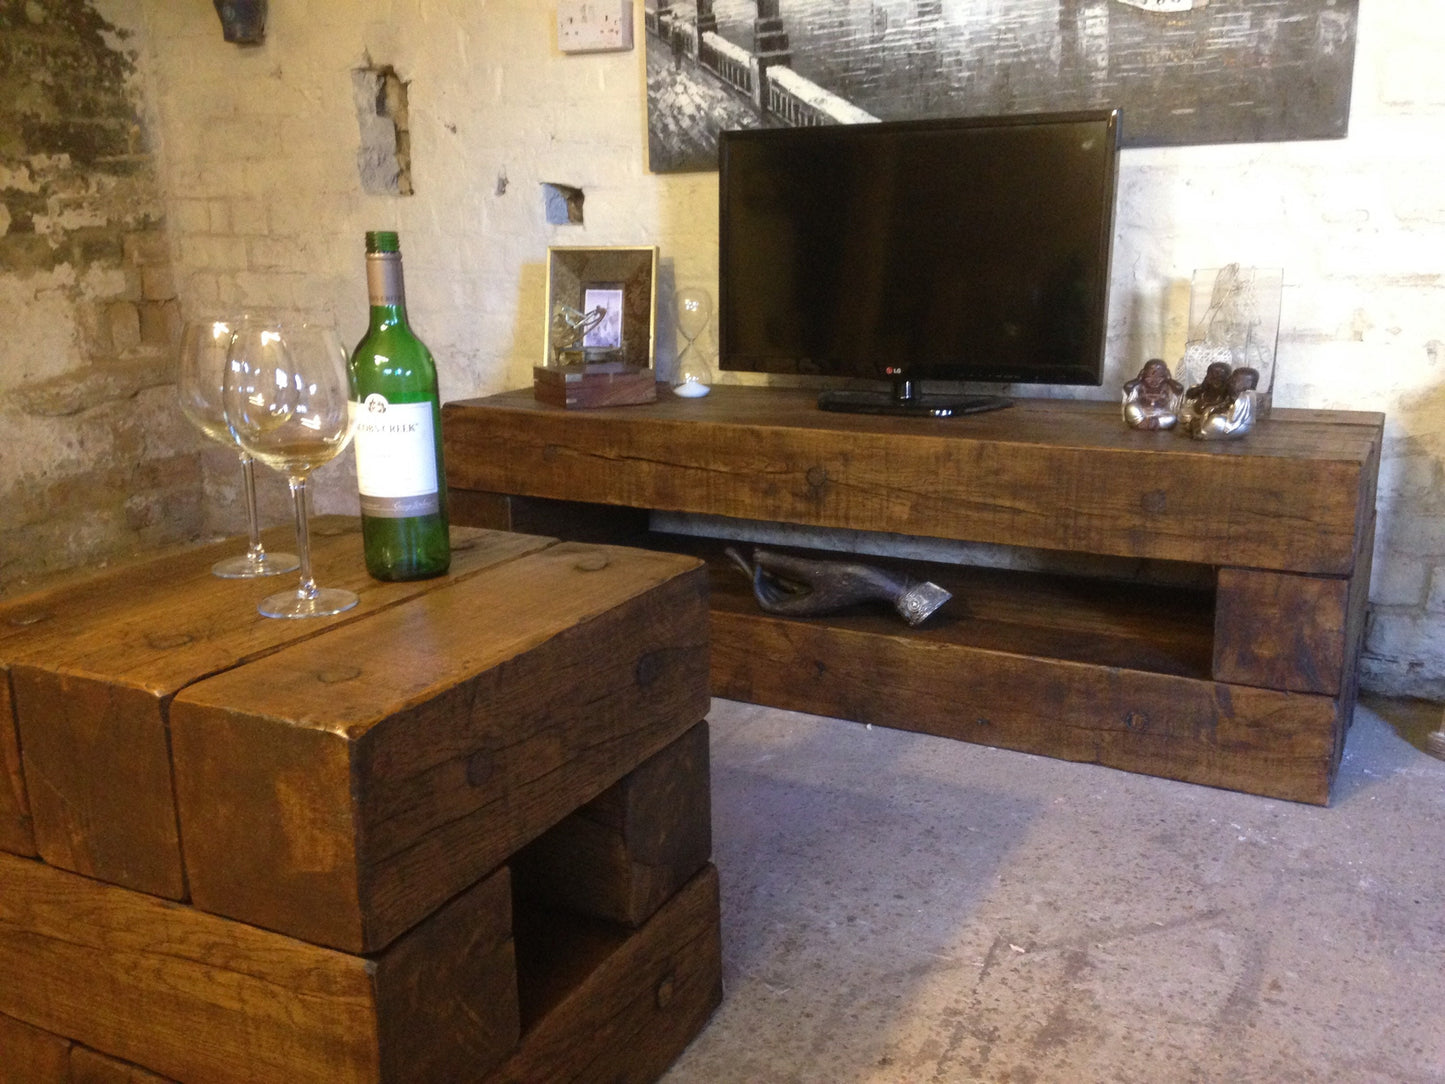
[
  {"left": 177, "top": 317, "right": 299, "bottom": 578},
  {"left": 223, "top": 316, "right": 358, "bottom": 619},
  {"left": 671, "top": 287, "right": 713, "bottom": 398}
]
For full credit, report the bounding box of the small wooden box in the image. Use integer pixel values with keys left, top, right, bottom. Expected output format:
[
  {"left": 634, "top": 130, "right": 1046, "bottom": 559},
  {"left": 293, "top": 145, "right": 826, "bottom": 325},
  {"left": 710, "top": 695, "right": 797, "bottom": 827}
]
[{"left": 533, "top": 363, "right": 658, "bottom": 409}]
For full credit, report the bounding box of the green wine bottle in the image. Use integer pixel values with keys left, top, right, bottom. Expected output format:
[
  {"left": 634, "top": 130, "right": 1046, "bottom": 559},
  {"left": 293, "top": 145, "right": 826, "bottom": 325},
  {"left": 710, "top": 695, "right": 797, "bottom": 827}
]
[{"left": 348, "top": 230, "right": 450, "bottom": 580}]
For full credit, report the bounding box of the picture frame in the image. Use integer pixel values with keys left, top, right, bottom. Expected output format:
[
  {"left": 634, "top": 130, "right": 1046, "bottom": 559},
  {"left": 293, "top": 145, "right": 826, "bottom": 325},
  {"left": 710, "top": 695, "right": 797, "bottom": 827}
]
[
  {"left": 581, "top": 284, "right": 625, "bottom": 353},
  {"left": 538, "top": 246, "right": 658, "bottom": 408}
]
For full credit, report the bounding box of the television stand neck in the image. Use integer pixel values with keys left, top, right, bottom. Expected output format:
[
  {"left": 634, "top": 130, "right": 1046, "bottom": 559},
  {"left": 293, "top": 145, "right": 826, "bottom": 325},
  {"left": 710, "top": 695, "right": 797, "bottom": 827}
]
[{"left": 817, "top": 376, "right": 1012, "bottom": 418}]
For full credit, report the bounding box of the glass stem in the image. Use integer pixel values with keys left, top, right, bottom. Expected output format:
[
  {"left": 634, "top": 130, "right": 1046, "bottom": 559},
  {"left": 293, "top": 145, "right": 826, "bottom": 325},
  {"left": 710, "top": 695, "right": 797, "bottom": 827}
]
[
  {"left": 240, "top": 452, "right": 268, "bottom": 564},
  {"left": 288, "top": 474, "right": 318, "bottom": 601}
]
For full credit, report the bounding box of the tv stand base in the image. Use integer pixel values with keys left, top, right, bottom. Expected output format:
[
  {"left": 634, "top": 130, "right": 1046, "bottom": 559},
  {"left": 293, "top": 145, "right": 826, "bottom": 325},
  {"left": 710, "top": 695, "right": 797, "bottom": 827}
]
[{"left": 442, "top": 385, "right": 1383, "bottom": 805}]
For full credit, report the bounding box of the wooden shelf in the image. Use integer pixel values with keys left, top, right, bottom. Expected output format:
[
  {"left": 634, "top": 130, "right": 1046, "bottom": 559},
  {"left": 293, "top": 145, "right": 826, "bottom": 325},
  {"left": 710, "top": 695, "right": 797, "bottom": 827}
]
[
  {"left": 443, "top": 386, "right": 1383, "bottom": 804},
  {"left": 658, "top": 533, "right": 1216, "bottom": 679}
]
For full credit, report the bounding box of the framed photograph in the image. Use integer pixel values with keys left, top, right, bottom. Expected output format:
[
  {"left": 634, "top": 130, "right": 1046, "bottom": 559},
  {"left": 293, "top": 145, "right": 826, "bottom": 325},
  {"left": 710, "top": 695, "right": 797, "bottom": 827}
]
[
  {"left": 538, "top": 245, "right": 659, "bottom": 408},
  {"left": 544, "top": 246, "right": 657, "bottom": 369},
  {"left": 582, "top": 284, "right": 625, "bottom": 351}
]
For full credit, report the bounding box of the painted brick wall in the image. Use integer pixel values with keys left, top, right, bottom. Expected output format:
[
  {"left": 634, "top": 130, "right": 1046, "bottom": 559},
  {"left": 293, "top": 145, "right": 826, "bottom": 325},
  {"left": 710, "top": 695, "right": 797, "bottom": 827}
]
[
  {"left": 0, "top": 0, "right": 204, "bottom": 592},
  {"left": 8, "top": 0, "right": 1444, "bottom": 698}
]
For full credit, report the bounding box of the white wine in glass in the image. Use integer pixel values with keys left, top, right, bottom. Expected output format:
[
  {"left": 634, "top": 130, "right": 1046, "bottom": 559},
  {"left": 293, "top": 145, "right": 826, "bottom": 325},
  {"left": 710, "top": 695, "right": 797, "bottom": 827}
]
[
  {"left": 177, "top": 317, "right": 298, "bottom": 578},
  {"left": 224, "top": 317, "right": 358, "bottom": 619}
]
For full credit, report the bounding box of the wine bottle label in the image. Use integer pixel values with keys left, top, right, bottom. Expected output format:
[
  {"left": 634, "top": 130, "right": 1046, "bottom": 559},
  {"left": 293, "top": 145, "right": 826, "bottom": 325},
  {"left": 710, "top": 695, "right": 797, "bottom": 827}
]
[{"left": 350, "top": 395, "right": 440, "bottom": 517}]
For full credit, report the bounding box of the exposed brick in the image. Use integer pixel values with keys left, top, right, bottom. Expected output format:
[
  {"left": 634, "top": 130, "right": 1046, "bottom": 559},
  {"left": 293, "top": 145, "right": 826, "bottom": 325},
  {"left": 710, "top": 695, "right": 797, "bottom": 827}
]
[
  {"left": 138, "top": 299, "right": 180, "bottom": 345},
  {"left": 140, "top": 262, "right": 176, "bottom": 300},
  {"left": 124, "top": 230, "right": 170, "bottom": 266},
  {"left": 12, "top": 356, "right": 177, "bottom": 417},
  {"left": 106, "top": 300, "right": 141, "bottom": 351},
  {"left": 230, "top": 199, "right": 269, "bottom": 234}
]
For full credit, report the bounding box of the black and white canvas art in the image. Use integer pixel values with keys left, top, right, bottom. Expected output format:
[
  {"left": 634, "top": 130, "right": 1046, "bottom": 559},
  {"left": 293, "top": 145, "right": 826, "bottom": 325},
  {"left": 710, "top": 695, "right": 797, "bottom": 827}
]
[{"left": 645, "top": 0, "right": 1358, "bottom": 173}]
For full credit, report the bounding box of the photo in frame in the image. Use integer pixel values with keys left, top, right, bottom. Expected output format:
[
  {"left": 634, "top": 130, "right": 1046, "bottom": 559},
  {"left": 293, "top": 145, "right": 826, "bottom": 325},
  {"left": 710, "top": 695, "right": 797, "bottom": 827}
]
[
  {"left": 538, "top": 246, "right": 659, "bottom": 408},
  {"left": 582, "top": 284, "right": 625, "bottom": 353}
]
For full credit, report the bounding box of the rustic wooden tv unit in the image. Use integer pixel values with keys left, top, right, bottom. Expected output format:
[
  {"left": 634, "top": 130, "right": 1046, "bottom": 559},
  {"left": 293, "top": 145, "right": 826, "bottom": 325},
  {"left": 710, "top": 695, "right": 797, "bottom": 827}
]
[{"left": 443, "top": 386, "right": 1383, "bottom": 805}]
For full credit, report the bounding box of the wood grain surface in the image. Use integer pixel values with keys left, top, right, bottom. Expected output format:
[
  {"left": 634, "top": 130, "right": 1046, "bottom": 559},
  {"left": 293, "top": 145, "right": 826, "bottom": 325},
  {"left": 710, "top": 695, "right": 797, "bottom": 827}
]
[
  {"left": 1214, "top": 567, "right": 1349, "bottom": 693},
  {"left": 171, "top": 541, "right": 710, "bottom": 953},
  {"left": 444, "top": 386, "right": 1383, "bottom": 574},
  {"left": 711, "top": 607, "right": 1341, "bottom": 805},
  {"left": 445, "top": 387, "right": 1382, "bottom": 803},
  {"left": 0, "top": 852, "right": 518, "bottom": 1084},
  {"left": 513, "top": 721, "right": 712, "bottom": 927},
  {"left": 0, "top": 521, "right": 552, "bottom": 897},
  {"left": 0, "top": 674, "right": 31, "bottom": 856},
  {"left": 491, "top": 863, "right": 723, "bottom": 1084}
]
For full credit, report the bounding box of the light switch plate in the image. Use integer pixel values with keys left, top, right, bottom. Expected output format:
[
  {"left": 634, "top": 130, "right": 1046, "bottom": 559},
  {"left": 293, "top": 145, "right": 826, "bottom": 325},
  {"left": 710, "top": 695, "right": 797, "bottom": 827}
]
[{"left": 557, "top": 1, "right": 634, "bottom": 54}]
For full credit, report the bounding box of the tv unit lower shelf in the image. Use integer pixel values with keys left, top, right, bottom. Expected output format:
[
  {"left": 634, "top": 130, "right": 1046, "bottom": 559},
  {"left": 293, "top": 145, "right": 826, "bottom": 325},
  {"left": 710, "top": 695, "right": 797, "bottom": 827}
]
[{"left": 442, "top": 386, "right": 1384, "bottom": 806}]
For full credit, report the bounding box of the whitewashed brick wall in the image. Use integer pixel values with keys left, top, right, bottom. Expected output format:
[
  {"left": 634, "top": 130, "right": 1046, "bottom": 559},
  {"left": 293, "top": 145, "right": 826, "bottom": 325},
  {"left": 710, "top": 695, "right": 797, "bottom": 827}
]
[{"left": 117, "top": 0, "right": 1445, "bottom": 697}]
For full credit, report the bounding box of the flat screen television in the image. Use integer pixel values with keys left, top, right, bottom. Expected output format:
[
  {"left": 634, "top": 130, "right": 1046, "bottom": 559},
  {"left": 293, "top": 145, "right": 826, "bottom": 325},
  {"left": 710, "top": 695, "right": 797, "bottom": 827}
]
[{"left": 717, "top": 110, "right": 1121, "bottom": 416}]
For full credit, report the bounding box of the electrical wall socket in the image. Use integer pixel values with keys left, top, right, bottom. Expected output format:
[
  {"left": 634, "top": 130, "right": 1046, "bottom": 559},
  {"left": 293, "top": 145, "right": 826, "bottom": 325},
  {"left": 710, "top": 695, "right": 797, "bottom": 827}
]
[{"left": 557, "top": 1, "right": 634, "bottom": 54}]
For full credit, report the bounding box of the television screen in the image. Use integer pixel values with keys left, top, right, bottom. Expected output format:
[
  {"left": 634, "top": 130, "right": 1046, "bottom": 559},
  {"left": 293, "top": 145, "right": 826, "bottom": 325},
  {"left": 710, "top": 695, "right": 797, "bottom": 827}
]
[{"left": 718, "top": 110, "right": 1120, "bottom": 415}]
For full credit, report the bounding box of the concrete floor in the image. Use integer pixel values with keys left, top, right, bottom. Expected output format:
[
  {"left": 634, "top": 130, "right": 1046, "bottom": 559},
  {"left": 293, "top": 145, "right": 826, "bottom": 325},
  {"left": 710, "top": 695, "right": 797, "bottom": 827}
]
[{"left": 663, "top": 696, "right": 1445, "bottom": 1084}]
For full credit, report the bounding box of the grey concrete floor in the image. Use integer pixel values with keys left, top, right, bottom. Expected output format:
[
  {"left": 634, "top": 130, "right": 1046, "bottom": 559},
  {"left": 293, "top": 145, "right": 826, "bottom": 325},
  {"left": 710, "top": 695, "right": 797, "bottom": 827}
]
[{"left": 663, "top": 696, "right": 1445, "bottom": 1084}]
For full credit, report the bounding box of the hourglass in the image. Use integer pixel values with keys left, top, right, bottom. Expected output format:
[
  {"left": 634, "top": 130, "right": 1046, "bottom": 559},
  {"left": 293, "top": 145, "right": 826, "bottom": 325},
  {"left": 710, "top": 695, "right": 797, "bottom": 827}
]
[{"left": 671, "top": 287, "right": 714, "bottom": 398}]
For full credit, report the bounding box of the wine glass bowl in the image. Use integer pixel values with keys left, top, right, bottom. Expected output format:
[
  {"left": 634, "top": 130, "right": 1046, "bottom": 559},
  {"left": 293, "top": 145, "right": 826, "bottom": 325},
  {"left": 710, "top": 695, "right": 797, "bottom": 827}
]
[
  {"left": 225, "top": 317, "right": 358, "bottom": 618},
  {"left": 177, "top": 316, "right": 298, "bottom": 579}
]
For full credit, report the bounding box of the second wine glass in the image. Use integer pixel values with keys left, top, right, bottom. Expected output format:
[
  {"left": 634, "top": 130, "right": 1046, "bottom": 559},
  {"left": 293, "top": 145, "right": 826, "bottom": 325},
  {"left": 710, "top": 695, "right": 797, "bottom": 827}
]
[
  {"left": 224, "top": 317, "right": 358, "bottom": 619},
  {"left": 177, "top": 317, "right": 299, "bottom": 578}
]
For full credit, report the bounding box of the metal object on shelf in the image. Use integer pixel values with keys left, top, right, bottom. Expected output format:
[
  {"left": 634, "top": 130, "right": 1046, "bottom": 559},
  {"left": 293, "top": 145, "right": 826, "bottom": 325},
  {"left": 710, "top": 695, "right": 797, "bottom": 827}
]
[
  {"left": 1122, "top": 358, "right": 1183, "bottom": 430},
  {"left": 1183, "top": 364, "right": 1259, "bottom": 440},
  {"left": 725, "top": 546, "right": 951, "bottom": 627}
]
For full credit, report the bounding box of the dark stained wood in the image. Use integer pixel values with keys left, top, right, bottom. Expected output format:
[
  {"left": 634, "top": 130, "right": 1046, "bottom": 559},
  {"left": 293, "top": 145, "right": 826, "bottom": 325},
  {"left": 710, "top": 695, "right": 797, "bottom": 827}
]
[
  {"left": 0, "top": 673, "right": 33, "bottom": 856},
  {"left": 687, "top": 535, "right": 1216, "bottom": 678},
  {"left": 451, "top": 489, "right": 651, "bottom": 544},
  {"left": 0, "top": 521, "right": 554, "bottom": 898},
  {"left": 170, "top": 542, "right": 710, "bottom": 953},
  {"left": 0, "top": 524, "right": 718, "bottom": 1084},
  {"left": 513, "top": 721, "right": 712, "bottom": 927},
  {"left": 532, "top": 365, "right": 658, "bottom": 408},
  {"left": 1333, "top": 513, "right": 1377, "bottom": 767},
  {"left": 711, "top": 608, "right": 1341, "bottom": 805},
  {"left": 445, "top": 387, "right": 1382, "bottom": 803},
  {"left": 11, "top": 670, "right": 185, "bottom": 898},
  {"left": 443, "top": 386, "right": 1383, "bottom": 574},
  {"left": 69, "top": 1045, "right": 174, "bottom": 1083},
  {"left": 491, "top": 863, "right": 723, "bottom": 1084},
  {"left": 0, "top": 852, "right": 519, "bottom": 1084},
  {"left": 0, "top": 1010, "right": 71, "bottom": 1083},
  {"left": 1214, "top": 568, "right": 1349, "bottom": 693},
  {"left": 0, "top": 1011, "right": 180, "bottom": 1082}
]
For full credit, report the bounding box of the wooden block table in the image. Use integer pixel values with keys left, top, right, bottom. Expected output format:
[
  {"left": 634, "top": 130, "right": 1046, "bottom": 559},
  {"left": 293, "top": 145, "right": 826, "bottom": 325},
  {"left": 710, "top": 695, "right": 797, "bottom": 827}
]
[{"left": 0, "top": 518, "right": 720, "bottom": 1083}]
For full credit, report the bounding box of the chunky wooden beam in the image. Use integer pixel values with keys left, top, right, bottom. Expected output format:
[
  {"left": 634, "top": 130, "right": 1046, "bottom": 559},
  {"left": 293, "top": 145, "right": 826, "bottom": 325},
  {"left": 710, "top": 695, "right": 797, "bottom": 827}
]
[
  {"left": 0, "top": 672, "right": 33, "bottom": 857},
  {"left": 0, "top": 522, "right": 553, "bottom": 898},
  {"left": 490, "top": 864, "right": 723, "bottom": 1084},
  {"left": 711, "top": 607, "right": 1341, "bottom": 805},
  {"left": 1214, "top": 567, "right": 1350, "bottom": 694},
  {"left": 444, "top": 388, "right": 1383, "bottom": 575},
  {"left": 513, "top": 721, "right": 712, "bottom": 927},
  {"left": 0, "top": 852, "right": 519, "bottom": 1084},
  {"left": 171, "top": 542, "right": 710, "bottom": 953}
]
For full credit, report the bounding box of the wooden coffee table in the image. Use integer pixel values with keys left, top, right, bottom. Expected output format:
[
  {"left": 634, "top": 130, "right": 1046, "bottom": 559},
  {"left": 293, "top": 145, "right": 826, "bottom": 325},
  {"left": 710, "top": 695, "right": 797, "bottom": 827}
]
[{"left": 0, "top": 518, "right": 719, "bottom": 1083}]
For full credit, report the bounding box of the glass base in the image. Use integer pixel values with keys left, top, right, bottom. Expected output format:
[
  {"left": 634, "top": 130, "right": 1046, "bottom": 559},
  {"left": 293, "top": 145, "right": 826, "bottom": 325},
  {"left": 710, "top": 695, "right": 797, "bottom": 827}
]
[
  {"left": 212, "top": 551, "right": 301, "bottom": 579},
  {"left": 257, "top": 586, "right": 359, "bottom": 619}
]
